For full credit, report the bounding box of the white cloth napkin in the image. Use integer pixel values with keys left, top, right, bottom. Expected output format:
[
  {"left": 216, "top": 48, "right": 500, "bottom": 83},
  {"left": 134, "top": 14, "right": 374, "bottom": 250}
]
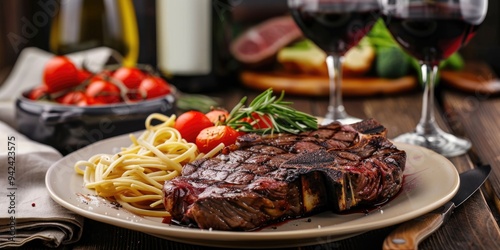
[{"left": 0, "top": 121, "right": 84, "bottom": 248}]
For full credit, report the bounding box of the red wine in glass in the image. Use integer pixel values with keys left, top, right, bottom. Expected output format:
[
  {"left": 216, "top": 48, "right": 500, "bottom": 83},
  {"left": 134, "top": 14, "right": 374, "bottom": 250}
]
[
  {"left": 289, "top": 0, "right": 380, "bottom": 123},
  {"left": 381, "top": 1, "right": 487, "bottom": 157},
  {"left": 383, "top": 4, "right": 481, "bottom": 66},
  {"left": 290, "top": 2, "right": 380, "bottom": 55}
]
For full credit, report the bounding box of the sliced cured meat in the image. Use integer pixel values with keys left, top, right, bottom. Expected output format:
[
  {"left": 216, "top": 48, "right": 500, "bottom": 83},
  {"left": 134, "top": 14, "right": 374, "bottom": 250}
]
[{"left": 230, "top": 16, "right": 303, "bottom": 65}]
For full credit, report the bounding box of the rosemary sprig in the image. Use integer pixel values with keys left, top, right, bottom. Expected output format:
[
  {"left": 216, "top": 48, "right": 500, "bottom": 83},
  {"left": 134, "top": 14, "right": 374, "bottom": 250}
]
[
  {"left": 226, "top": 89, "right": 318, "bottom": 134},
  {"left": 176, "top": 93, "right": 221, "bottom": 113}
]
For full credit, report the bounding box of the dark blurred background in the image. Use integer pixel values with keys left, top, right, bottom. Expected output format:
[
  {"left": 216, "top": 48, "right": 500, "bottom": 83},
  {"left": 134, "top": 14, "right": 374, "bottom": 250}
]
[
  {"left": 459, "top": 0, "right": 500, "bottom": 74},
  {"left": 0, "top": 0, "right": 499, "bottom": 86}
]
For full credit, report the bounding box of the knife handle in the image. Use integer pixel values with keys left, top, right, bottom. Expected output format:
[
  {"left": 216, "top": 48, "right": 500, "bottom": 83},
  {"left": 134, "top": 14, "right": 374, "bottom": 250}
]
[{"left": 382, "top": 213, "right": 444, "bottom": 250}]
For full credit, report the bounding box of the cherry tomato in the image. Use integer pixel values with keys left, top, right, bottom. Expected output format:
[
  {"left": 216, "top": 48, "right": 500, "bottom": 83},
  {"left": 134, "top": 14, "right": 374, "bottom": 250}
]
[
  {"left": 57, "top": 91, "right": 90, "bottom": 106},
  {"left": 138, "top": 76, "right": 171, "bottom": 99},
  {"left": 85, "top": 79, "right": 122, "bottom": 104},
  {"left": 112, "top": 67, "right": 146, "bottom": 89},
  {"left": 125, "top": 90, "right": 145, "bottom": 102},
  {"left": 196, "top": 126, "right": 242, "bottom": 154},
  {"left": 43, "top": 56, "right": 80, "bottom": 93},
  {"left": 241, "top": 113, "right": 273, "bottom": 129},
  {"left": 205, "top": 109, "right": 230, "bottom": 125},
  {"left": 77, "top": 69, "right": 92, "bottom": 83},
  {"left": 174, "top": 111, "right": 213, "bottom": 143},
  {"left": 27, "top": 85, "right": 49, "bottom": 100}
]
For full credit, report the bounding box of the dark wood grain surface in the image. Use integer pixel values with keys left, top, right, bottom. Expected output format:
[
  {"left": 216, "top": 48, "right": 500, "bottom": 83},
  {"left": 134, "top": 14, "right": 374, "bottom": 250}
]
[{"left": 21, "top": 84, "right": 500, "bottom": 250}]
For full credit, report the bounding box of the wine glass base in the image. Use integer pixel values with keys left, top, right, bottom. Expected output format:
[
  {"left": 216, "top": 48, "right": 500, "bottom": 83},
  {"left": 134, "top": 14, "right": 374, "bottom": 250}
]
[
  {"left": 324, "top": 107, "right": 362, "bottom": 125},
  {"left": 393, "top": 131, "right": 471, "bottom": 157},
  {"left": 323, "top": 115, "right": 362, "bottom": 125}
]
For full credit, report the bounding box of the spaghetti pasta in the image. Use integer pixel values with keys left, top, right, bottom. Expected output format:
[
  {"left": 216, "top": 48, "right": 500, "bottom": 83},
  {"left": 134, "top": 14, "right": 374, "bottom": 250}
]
[{"left": 74, "top": 113, "right": 200, "bottom": 217}]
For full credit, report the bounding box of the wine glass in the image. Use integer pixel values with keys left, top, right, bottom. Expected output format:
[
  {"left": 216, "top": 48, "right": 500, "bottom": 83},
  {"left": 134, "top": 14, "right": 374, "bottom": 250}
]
[
  {"left": 288, "top": 0, "right": 380, "bottom": 124},
  {"left": 380, "top": 0, "right": 487, "bottom": 157}
]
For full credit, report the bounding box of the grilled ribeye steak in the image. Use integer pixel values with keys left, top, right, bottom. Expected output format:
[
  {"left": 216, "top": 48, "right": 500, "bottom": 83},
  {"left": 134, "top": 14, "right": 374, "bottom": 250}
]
[{"left": 163, "top": 119, "right": 406, "bottom": 231}]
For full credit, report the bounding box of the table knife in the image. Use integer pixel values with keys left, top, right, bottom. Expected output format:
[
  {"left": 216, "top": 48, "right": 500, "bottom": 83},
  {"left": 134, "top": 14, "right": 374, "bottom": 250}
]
[{"left": 382, "top": 165, "right": 491, "bottom": 250}]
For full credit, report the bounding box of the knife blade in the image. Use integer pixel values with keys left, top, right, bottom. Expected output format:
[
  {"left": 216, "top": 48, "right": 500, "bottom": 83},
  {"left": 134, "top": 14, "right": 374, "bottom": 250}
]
[{"left": 382, "top": 165, "right": 491, "bottom": 250}]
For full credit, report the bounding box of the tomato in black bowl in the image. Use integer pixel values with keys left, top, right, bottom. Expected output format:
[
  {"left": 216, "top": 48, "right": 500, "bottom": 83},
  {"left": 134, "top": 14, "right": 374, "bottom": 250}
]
[{"left": 16, "top": 88, "right": 176, "bottom": 155}]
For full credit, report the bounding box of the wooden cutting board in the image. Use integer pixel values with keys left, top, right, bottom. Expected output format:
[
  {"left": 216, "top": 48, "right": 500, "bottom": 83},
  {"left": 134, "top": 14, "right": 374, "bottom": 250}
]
[
  {"left": 240, "top": 70, "right": 418, "bottom": 97},
  {"left": 440, "top": 61, "right": 500, "bottom": 95}
]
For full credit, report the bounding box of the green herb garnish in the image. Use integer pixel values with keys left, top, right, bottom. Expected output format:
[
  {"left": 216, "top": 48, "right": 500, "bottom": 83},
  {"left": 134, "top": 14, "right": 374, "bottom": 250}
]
[
  {"left": 176, "top": 93, "right": 221, "bottom": 113},
  {"left": 226, "top": 89, "right": 318, "bottom": 134}
]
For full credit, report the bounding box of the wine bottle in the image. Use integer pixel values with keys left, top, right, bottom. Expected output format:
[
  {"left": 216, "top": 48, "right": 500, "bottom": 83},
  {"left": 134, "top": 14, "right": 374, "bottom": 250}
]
[
  {"left": 49, "top": 0, "right": 139, "bottom": 66},
  {"left": 156, "top": 0, "right": 235, "bottom": 93},
  {"left": 132, "top": 0, "right": 157, "bottom": 67}
]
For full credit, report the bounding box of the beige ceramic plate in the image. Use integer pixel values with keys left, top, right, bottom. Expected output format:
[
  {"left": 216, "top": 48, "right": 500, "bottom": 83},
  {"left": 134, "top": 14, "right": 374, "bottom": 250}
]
[{"left": 46, "top": 133, "right": 459, "bottom": 248}]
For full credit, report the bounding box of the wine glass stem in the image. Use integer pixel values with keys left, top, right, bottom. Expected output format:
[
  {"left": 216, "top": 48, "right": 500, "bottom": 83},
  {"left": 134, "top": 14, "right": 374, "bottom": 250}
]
[
  {"left": 416, "top": 63, "right": 440, "bottom": 135},
  {"left": 325, "top": 54, "right": 348, "bottom": 120}
]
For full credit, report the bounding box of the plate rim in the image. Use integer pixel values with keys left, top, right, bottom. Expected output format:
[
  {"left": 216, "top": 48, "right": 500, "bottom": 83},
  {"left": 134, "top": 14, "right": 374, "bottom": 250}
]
[{"left": 45, "top": 133, "right": 460, "bottom": 246}]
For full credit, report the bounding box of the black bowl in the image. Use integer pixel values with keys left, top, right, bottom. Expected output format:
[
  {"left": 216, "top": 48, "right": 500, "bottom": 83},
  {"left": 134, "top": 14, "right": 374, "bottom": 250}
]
[{"left": 16, "top": 90, "right": 176, "bottom": 155}]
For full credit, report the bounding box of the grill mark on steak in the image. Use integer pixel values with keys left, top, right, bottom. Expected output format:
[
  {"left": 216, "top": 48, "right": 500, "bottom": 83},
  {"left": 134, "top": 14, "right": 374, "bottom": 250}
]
[{"left": 163, "top": 119, "right": 406, "bottom": 231}]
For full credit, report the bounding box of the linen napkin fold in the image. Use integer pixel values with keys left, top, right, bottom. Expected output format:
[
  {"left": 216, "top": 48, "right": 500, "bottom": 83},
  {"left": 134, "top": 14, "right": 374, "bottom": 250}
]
[{"left": 0, "top": 121, "right": 84, "bottom": 248}]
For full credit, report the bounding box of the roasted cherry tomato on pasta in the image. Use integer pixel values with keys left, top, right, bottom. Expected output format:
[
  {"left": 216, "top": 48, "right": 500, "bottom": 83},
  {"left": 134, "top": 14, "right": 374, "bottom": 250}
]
[
  {"left": 174, "top": 111, "right": 214, "bottom": 143},
  {"left": 43, "top": 56, "right": 80, "bottom": 93},
  {"left": 241, "top": 112, "right": 274, "bottom": 130},
  {"left": 205, "top": 109, "right": 230, "bottom": 125},
  {"left": 196, "top": 125, "right": 242, "bottom": 154}
]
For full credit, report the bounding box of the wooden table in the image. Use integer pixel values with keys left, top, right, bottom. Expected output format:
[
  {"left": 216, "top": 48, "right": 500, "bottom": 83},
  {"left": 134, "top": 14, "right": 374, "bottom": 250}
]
[{"left": 24, "top": 83, "right": 500, "bottom": 250}]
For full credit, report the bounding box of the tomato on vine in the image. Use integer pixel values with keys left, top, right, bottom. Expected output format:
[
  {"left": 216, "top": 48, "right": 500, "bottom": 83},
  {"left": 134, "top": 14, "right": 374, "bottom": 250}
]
[
  {"left": 85, "top": 79, "right": 122, "bottom": 104},
  {"left": 57, "top": 91, "right": 91, "bottom": 106},
  {"left": 138, "top": 76, "right": 171, "bottom": 99},
  {"left": 28, "top": 85, "right": 49, "bottom": 100},
  {"left": 77, "top": 69, "right": 92, "bottom": 83},
  {"left": 112, "top": 67, "right": 146, "bottom": 89},
  {"left": 43, "top": 56, "right": 80, "bottom": 93}
]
